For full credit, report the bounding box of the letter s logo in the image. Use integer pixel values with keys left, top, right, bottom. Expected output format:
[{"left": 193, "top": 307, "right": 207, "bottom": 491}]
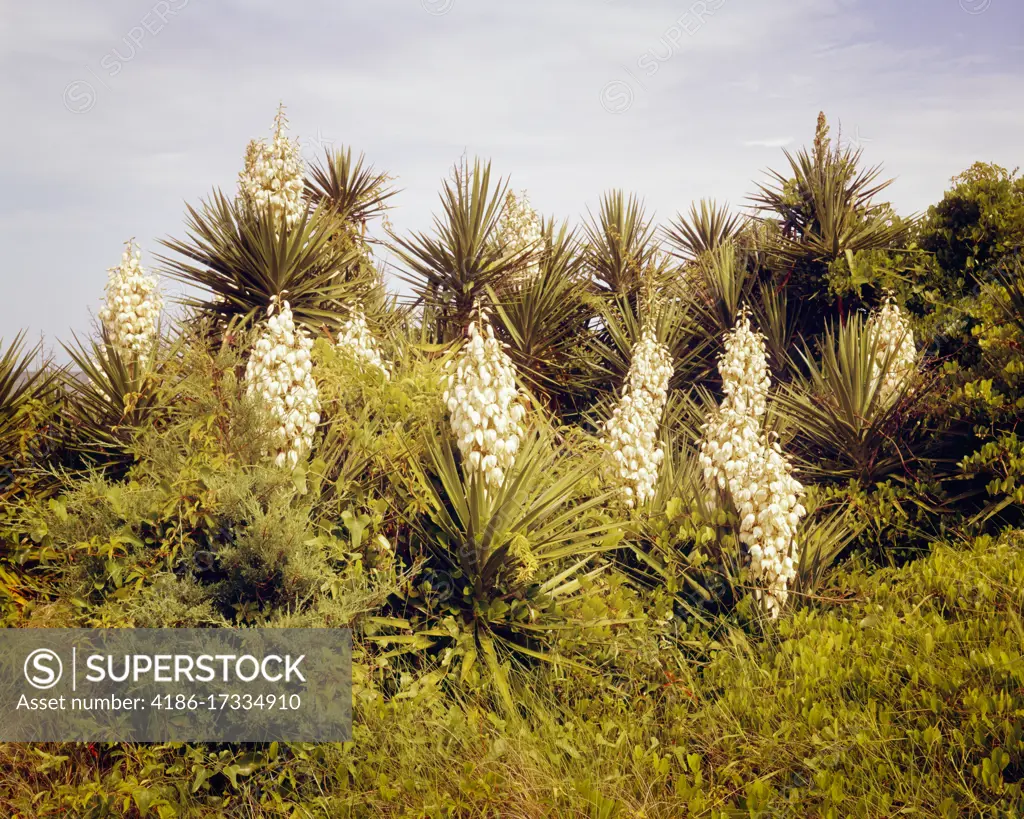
[{"left": 24, "top": 649, "right": 63, "bottom": 690}]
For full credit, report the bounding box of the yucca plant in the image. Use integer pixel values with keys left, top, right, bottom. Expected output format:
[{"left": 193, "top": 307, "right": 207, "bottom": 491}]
[
  {"left": 686, "top": 240, "right": 758, "bottom": 334},
  {"left": 582, "top": 190, "right": 660, "bottom": 296},
  {"left": 61, "top": 332, "right": 174, "bottom": 468},
  {"left": 751, "top": 280, "right": 802, "bottom": 371},
  {"left": 629, "top": 416, "right": 860, "bottom": 622},
  {"left": 774, "top": 314, "right": 928, "bottom": 483},
  {"left": 593, "top": 284, "right": 714, "bottom": 394},
  {"left": 625, "top": 432, "right": 744, "bottom": 623},
  {"left": 308, "top": 404, "right": 384, "bottom": 517},
  {"left": 0, "top": 334, "right": 47, "bottom": 455},
  {"left": 487, "top": 220, "right": 603, "bottom": 410},
  {"left": 392, "top": 158, "right": 527, "bottom": 342},
  {"left": 305, "top": 145, "right": 397, "bottom": 231},
  {"left": 0, "top": 334, "right": 54, "bottom": 498},
  {"left": 750, "top": 114, "right": 913, "bottom": 333},
  {"left": 303, "top": 145, "right": 397, "bottom": 322},
  {"left": 659, "top": 388, "right": 713, "bottom": 451},
  {"left": 648, "top": 427, "right": 706, "bottom": 511},
  {"left": 792, "top": 501, "right": 863, "bottom": 598},
  {"left": 751, "top": 145, "right": 909, "bottom": 266},
  {"left": 159, "top": 191, "right": 370, "bottom": 330},
  {"left": 663, "top": 199, "right": 747, "bottom": 264},
  {"left": 750, "top": 113, "right": 910, "bottom": 270},
  {"left": 306, "top": 334, "right": 443, "bottom": 522},
  {"left": 395, "top": 427, "right": 621, "bottom": 709}
]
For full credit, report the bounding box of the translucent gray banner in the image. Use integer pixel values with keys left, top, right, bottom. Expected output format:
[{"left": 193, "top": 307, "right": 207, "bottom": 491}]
[{"left": 0, "top": 628, "right": 351, "bottom": 742}]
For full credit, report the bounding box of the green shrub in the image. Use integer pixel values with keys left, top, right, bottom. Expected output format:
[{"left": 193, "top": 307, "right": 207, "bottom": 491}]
[
  {"left": 5, "top": 119, "right": 1024, "bottom": 817},
  {"left": 3, "top": 532, "right": 1022, "bottom": 817},
  {"left": 919, "top": 162, "right": 1024, "bottom": 294}
]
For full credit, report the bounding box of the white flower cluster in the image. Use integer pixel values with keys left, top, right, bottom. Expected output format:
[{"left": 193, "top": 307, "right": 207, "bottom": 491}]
[
  {"left": 602, "top": 329, "right": 674, "bottom": 508},
  {"left": 867, "top": 295, "right": 917, "bottom": 405},
  {"left": 237, "top": 105, "right": 306, "bottom": 230},
  {"left": 245, "top": 298, "right": 321, "bottom": 468},
  {"left": 98, "top": 240, "right": 162, "bottom": 357},
  {"left": 497, "top": 189, "right": 542, "bottom": 286},
  {"left": 699, "top": 312, "right": 806, "bottom": 616},
  {"left": 337, "top": 306, "right": 391, "bottom": 380},
  {"left": 443, "top": 304, "right": 527, "bottom": 489}
]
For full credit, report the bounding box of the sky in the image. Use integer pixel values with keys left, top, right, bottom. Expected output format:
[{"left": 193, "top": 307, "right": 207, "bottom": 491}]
[{"left": 1, "top": 0, "right": 1022, "bottom": 353}]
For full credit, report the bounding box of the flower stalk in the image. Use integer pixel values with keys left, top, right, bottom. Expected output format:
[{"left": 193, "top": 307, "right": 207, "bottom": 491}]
[
  {"left": 98, "top": 240, "right": 162, "bottom": 359},
  {"left": 237, "top": 104, "right": 306, "bottom": 230},
  {"left": 699, "top": 310, "right": 806, "bottom": 616},
  {"left": 245, "top": 297, "right": 321, "bottom": 468},
  {"left": 337, "top": 306, "right": 391, "bottom": 380},
  {"left": 497, "top": 189, "right": 542, "bottom": 287},
  {"left": 443, "top": 303, "right": 527, "bottom": 489},
  {"left": 602, "top": 328, "right": 673, "bottom": 508},
  {"left": 867, "top": 294, "right": 918, "bottom": 405}
]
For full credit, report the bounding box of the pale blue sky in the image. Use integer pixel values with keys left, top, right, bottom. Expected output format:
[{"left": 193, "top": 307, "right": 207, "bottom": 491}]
[{"left": 1, "top": 0, "right": 1022, "bottom": 350}]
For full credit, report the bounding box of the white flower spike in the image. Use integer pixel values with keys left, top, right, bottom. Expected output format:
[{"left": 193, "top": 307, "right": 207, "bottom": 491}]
[
  {"left": 867, "top": 294, "right": 918, "bottom": 405},
  {"left": 699, "top": 310, "right": 806, "bottom": 617},
  {"left": 602, "top": 329, "right": 674, "bottom": 508},
  {"left": 442, "top": 302, "right": 527, "bottom": 490},
  {"left": 497, "top": 189, "right": 543, "bottom": 287},
  {"left": 245, "top": 297, "right": 321, "bottom": 468},
  {"left": 237, "top": 104, "right": 306, "bottom": 231},
  {"left": 337, "top": 306, "right": 391, "bottom": 380},
  {"left": 98, "top": 239, "right": 162, "bottom": 359}
]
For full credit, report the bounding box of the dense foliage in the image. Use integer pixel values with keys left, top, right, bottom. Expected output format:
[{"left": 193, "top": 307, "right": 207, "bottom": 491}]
[{"left": 1, "top": 110, "right": 1022, "bottom": 817}]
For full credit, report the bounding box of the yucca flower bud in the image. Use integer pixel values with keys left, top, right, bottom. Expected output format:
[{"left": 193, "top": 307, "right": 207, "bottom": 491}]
[
  {"left": 497, "top": 189, "right": 542, "bottom": 287},
  {"left": 602, "top": 329, "right": 673, "bottom": 507},
  {"left": 245, "top": 298, "right": 321, "bottom": 468},
  {"left": 699, "top": 311, "right": 805, "bottom": 616},
  {"left": 237, "top": 104, "right": 306, "bottom": 230},
  {"left": 442, "top": 303, "right": 526, "bottom": 489},
  {"left": 867, "top": 294, "right": 918, "bottom": 405},
  {"left": 337, "top": 306, "right": 391, "bottom": 380},
  {"left": 98, "top": 240, "right": 162, "bottom": 358}
]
